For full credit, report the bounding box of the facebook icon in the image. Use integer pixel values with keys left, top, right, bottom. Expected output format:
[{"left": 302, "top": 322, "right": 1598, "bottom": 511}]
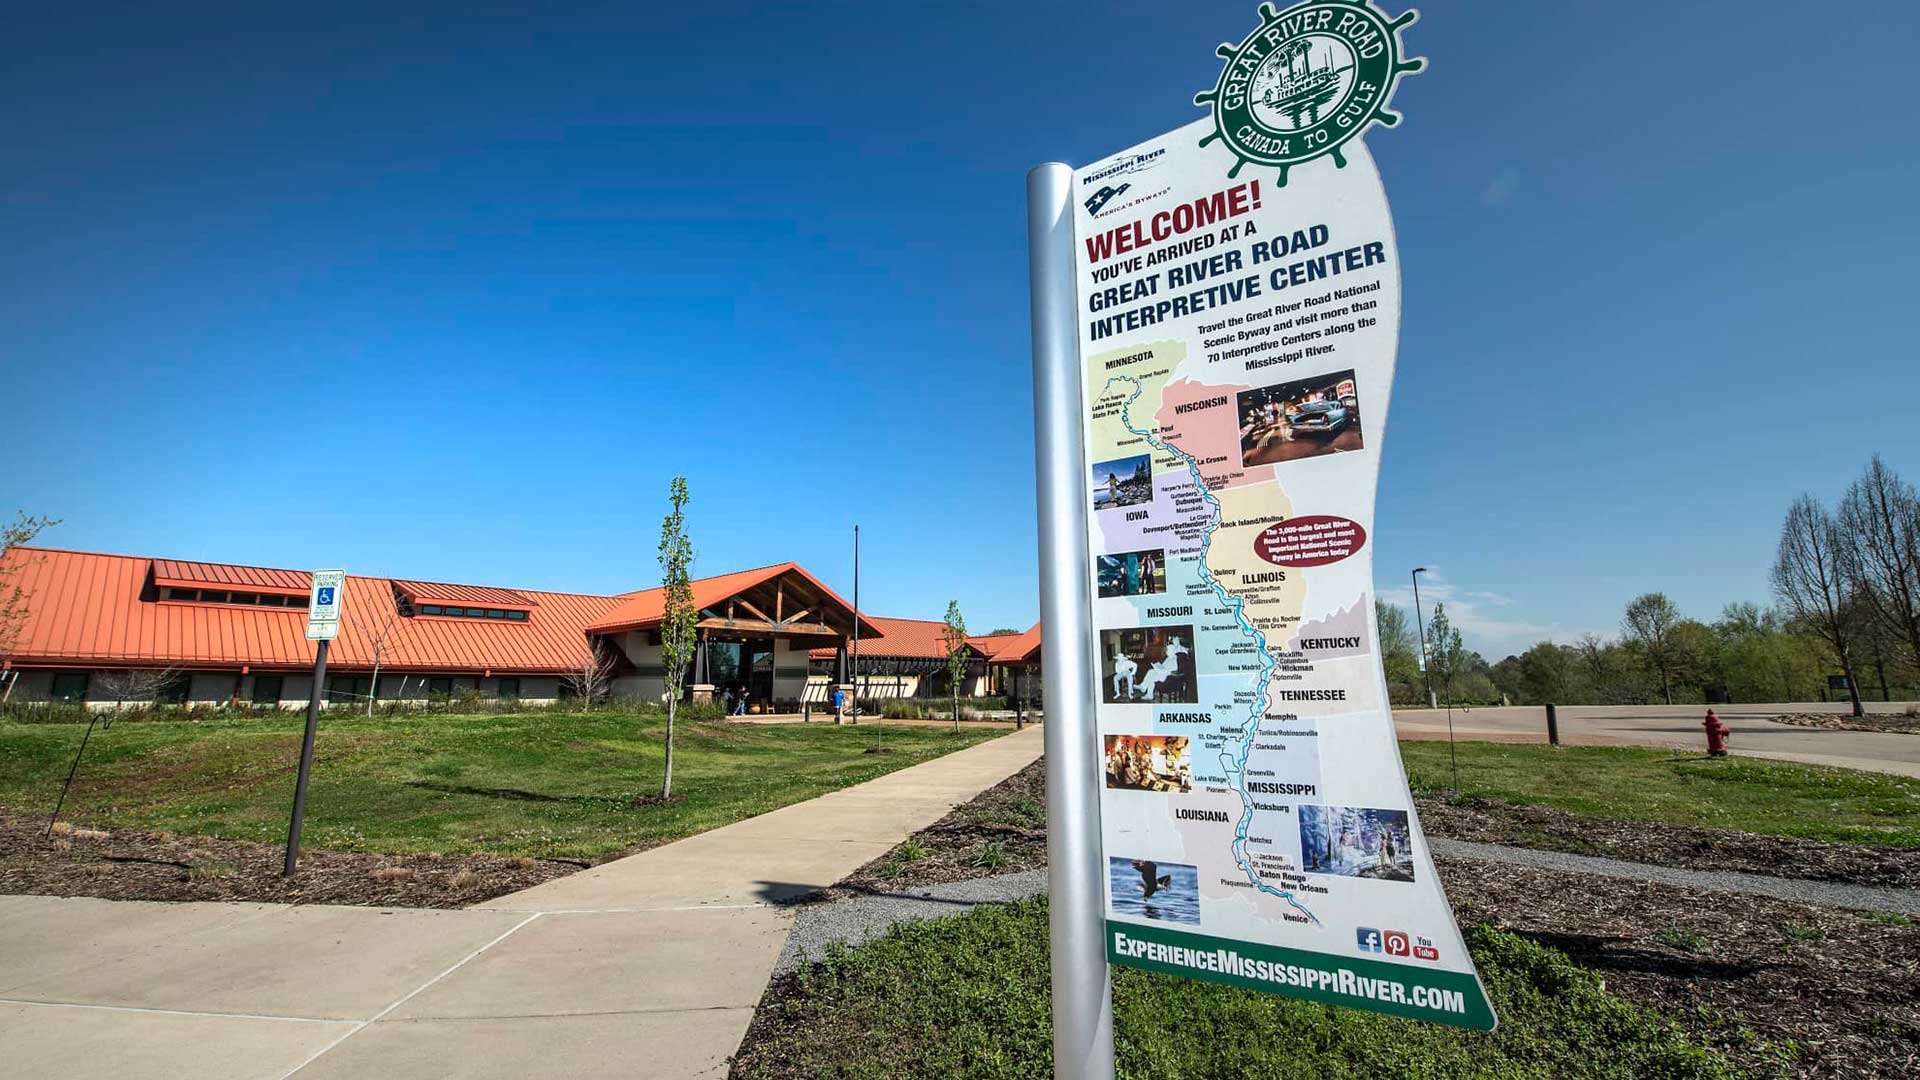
[{"left": 1355, "top": 928, "right": 1383, "bottom": 953}]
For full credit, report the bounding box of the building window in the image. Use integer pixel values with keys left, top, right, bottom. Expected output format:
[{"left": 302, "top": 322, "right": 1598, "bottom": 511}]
[
  {"left": 411, "top": 604, "right": 529, "bottom": 622},
  {"left": 157, "top": 674, "right": 191, "bottom": 704},
  {"left": 253, "top": 675, "right": 285, "bottom": 705},
  {"left": 50, "top": 672, "right": 89, "bottom": 702},
  {"left": 160, "top": 587, "right": 306, "bottom": 608},
  {"left": 326, "top": 676, "right": 369, "bottom": 704},
  {"left": 497, "top": 677, "right": 521, "bottom": 699},
  {"left": 427, "top": 677, "right": 454, "bottom": 696}
]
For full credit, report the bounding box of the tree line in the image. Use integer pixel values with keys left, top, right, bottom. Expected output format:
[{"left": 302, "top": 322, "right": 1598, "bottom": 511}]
[{"left": 1375, "top": 455, "right": 1920, "bottom": 711}]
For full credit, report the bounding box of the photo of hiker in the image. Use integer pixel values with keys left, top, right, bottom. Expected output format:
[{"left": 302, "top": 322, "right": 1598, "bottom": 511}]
[
  {"left": 1108, "top": 856, "right": 1200, "bottom": 926},
  {"left": 1103, "top": 734, "right": 1193, "bottom": 792},
  {"left": 1099, "top": 624, "right": 1197, "bottom": 704},
  {"left": 1096, "top": 548, "right": 1167, "bottom": 598},
  {"left": 1297, "top": 805, "right": 1415, "bottom": 882},
  {"left": 1237, "top": 369, "right": 1364, "bottom": 466},
  {"left": 1091, "top": 453, "right": 1153, "bottom": 511}
]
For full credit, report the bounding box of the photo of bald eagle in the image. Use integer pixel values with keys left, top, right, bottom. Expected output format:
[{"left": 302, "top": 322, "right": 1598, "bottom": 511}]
[
  {"left": 1108, "top": 856, "right": 1200, "bottom": 925},
  {"left": 1131, "top": 859, "right": 1172, "bottom": 900}
]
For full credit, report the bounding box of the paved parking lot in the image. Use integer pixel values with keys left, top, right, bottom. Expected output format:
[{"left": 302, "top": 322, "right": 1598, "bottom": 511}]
[{"left": 1395, "top": 702, "right": 1920, "bottom": 778}]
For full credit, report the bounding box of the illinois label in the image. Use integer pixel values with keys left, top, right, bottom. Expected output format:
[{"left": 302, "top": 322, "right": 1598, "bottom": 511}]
[{"left": 1072, "top": 0, "right": 1494, "bottom": 1030}]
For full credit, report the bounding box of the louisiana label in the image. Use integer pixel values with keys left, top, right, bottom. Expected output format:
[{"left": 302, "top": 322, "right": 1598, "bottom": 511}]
[{"left": 1072, "top": 0, "right": 1495, "bottom": 1030}]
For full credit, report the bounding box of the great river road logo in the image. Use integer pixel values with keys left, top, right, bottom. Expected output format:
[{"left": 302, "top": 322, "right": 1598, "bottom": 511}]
[{"left": 1195, "top": 0, "right": 1425, "bottom": 184}]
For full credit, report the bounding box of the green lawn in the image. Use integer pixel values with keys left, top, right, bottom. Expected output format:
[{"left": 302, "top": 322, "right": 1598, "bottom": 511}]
[
  {"left": 733, "top": 897, "right": 1736, "bottom": 1080},
  {"left": 1401, "top": 740, "right": 1920, "bottom": 847},
  {"left": 0, "top": 710, "right": 1001, "bottom": 859}
]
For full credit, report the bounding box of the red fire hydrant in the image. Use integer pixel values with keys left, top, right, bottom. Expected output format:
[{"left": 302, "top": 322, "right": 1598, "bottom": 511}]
[{"left": 1704, "top": 709, "right": 1730, "bottom": 757}]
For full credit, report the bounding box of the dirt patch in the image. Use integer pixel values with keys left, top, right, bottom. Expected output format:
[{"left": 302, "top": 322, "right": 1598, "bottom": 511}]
[
  {"left": 2, "top": 808, "right": 577, "bottom": 907},
  {"left": 1415, "top": 794, "right": 1920, "bottom": 888},
  {"left": 1772, "top": 711, "right": 1920, "bottom": 735},
  {"left": 1442, "top": 856, "right": 1920, "bottom": 1079}
]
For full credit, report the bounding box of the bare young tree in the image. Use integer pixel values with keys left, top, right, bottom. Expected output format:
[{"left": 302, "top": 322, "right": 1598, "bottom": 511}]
[
  {"left": 46, "top": 665, "right": 180, "bottom": 838},
  {"left": 1773, "top": 494, "right": 1864, "bottom": 715},
  {"left": 1839, "top": 454, "right": 1920, "bottom": 672},
  {"left": 94, "top": 666, "right": 185, "bottom": 713},
  {"left": 0, "top": 512, "right": 59, "bottom": 666},
  {"left": 562, "top": 644, "right": 617, "bottom": 711},
  {"left": 364, "top": 607, "right": 411, "bottom": 717},
  {"left": 1621, "top": 592, "right": 1685, "bottom": 705}
]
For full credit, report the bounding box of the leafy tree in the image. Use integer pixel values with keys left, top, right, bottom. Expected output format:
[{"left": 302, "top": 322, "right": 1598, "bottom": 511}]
[
  {"left": 1374, "top": 600, "right": 1422, "bottom": 703},
  {"left": 657, "top": 477, "right": 697, "bottom": 799},
  {"left": 1621, "top": 592, "right": 1689, "bottom": 704},
  {"left": 1512, "top": 641, "right": 1577, "bottom": 705},
  {"left": 942, "top": 601, "right": 969, "bottom": 732},
  {"left": 1425, "top": 603, "right": 1467, "bottom": 785}
]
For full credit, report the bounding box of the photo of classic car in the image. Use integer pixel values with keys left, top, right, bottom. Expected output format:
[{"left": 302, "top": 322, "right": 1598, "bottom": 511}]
[
  {"left": 1286, "top": 399, "right": 1351, "bottom": 436},
  {"left": 1237, "top": 368, "right": 1366, "bottom": 466}
]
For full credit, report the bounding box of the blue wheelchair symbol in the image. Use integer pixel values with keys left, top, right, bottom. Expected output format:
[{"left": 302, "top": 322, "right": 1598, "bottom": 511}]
[{"left": 316, "top": 587, "right": 335, "bottom": 606}]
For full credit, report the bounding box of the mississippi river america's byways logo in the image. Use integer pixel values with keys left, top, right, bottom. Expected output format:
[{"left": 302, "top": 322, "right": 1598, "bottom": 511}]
[{"left": 1196, "top": 0, "right": 1425, "bottom": 183}]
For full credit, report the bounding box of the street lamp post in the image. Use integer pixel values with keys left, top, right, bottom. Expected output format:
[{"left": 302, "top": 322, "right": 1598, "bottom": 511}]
[{"left": 1412, "top": 567, "right": 1436, "bottom": 709}]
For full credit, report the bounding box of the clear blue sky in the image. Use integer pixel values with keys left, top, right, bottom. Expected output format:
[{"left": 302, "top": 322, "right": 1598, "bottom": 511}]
[{"left": 6, "top": 3, "right": 1917, "bottom": 655}]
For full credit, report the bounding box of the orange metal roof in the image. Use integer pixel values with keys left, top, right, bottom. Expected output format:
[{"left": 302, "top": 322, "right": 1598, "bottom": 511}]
[
  {"left": 0, "top": 547, "right": 869, "bottom": 675},
  {"left": 980, "top": 622, "right": 1042, "bottom": 665},
  {"left": 808, "top": 616, "right": 980, "bottom": 661},
  {"left": 391, "top": 580, "right": 536, "bottom": 609},
  {"left": 585, "top": 562, "right": 880, "bottom": 638},
  {"left": 151, "top": 558, "right": 310, "bottom": 595}
]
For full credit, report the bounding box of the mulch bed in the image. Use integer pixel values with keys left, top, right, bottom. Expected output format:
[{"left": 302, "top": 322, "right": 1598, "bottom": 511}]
[
  {"left": 1443, "top": 856, "right": 1920, "bottom": 1079},
  {"left": 1415, "top": 794, "right": 1920, "bottom": 888},
  {"left": 787, "top": 758, "right": 1920, "bottom": 1078},
  {"left": 0, "top": 809, "right": 578, "bottom": 908},
  {"left": 831, "top": 758, "right": 1048, "bottom": 898},
  {"left": 1772, "top": 711, "right": 1920, "bottom": 736}
]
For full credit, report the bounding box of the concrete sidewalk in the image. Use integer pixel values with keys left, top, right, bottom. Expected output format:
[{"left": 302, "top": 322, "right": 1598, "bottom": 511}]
[{"left": 0, "top": 726, "right": 1044, "bottom": 1079}]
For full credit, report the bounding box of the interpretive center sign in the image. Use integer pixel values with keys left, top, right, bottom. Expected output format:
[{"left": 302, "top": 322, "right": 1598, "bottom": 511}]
[{"left": 1071, "top": 0, "right": 1495, "bottom": 1029}]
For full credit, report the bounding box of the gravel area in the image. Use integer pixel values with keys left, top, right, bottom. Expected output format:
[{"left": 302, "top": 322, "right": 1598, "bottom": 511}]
[
  {"left": 1416, "top": 793, "right": 1920, "bottom": 888},
  {"left": 1772, "top": 710, "right": 1920, "bottom": 735},
  {"left": 777, "top": 869, "right": 1046, "bottom": 974},
  {"left": 1429, "top": 837, "right": 1920, "bottom": 915}
]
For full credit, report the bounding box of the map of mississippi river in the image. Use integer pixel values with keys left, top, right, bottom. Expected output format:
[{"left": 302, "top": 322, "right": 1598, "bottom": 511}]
[{"left": 1072, "top": 118, "right": 1495, "bottom": 1029}]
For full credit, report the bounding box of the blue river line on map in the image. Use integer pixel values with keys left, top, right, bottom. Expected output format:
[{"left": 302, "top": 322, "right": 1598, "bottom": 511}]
[{"left": 1107, "top": 374, "right": 1319, "bottom": 926}]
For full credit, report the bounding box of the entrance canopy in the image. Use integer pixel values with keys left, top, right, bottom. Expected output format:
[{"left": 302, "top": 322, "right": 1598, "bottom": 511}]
[{"left": 584, "top": 562, "right": 880, "bottom": 643}]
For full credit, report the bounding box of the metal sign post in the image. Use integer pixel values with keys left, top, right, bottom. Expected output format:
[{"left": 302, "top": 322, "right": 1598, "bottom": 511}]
[
  {"left": 285, "top": 569, "right": 345, "bottom": 876},
  {"left": 1028, "top": 161, "right": 1116, "bottom": 1080}
]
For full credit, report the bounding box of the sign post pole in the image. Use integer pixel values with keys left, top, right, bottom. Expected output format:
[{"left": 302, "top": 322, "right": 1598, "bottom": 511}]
[
  {"left": 1028, "top": 161, "right": 1116, "bottom": 1080},
  {"left": 283, "top": 637, "right": 328, "bottom": 876},
  {"left": 285, "top": 569, "right": 345, "bottom": 877}
]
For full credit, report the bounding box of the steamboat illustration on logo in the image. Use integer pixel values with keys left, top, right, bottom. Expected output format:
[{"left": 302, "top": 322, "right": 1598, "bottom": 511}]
[{"left": 1195, "top": 0, "right": 1425, "bottom": 184}]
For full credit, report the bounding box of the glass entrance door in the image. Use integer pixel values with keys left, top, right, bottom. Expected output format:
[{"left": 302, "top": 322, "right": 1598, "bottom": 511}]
[{"left": 747, "top": 639, "right": 775, "bottom": 709}]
